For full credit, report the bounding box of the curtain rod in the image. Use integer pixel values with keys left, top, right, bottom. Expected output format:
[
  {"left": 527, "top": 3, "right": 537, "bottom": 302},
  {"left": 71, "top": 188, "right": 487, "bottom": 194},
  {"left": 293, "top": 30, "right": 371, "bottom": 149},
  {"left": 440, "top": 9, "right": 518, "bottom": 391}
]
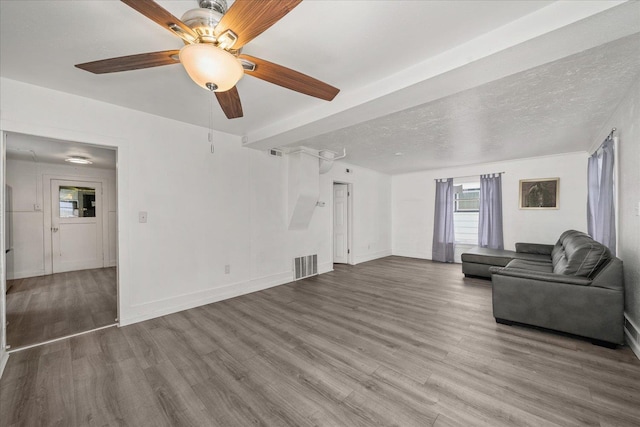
[
  {"left": 434, "top": 172, "right": 505, "bottom": 182},
  {"left": 593, "top": 128, "right": 617, "bottom": 155}
]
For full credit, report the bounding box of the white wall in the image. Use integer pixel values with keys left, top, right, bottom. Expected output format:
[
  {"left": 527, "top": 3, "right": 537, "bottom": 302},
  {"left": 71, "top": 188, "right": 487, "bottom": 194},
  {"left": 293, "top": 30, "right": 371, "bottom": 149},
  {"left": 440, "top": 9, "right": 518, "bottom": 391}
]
[
  {"left": 591, "top": 76, "right": 640, "bottom": 355},
  {"left": 0, "top": 78, "right": 392, "bottom": 327},
  {"left": 5, "top": 157, "right": 117, "bottom": 279},
  {"left": 392, "top": 152, "right": 588, "bottom": 259}
]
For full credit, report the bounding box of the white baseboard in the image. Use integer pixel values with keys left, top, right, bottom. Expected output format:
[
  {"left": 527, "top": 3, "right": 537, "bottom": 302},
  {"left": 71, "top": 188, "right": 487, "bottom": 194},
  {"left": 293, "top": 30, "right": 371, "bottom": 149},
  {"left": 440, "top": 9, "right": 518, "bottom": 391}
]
[
  {"left": 119, "top": 270, "right": 295, "bottom": 326},
  {"left": 6, "top": 269, "right": 46, "bottom": 280},
  {"left": 354, "top": 249, "right": 392, "bottom": 265},
  {"left": 390, "top": 250, "right": 430, "bottom": 260},
  {"left": 318, "top": 262, "right": 333, "bottom": 274},
  {"left": 624, "top": 314, "right": 640, "bottom": 361},
  {"left": 0, "top": 349, "right": 8, "bottom": 379}
]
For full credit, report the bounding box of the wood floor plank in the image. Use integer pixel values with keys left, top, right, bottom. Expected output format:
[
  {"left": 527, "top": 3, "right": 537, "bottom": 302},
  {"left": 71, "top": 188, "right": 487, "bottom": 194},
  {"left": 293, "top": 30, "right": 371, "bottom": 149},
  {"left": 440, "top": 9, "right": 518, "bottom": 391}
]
[
  {"left": 120, "top": 322, "right": 169, "bottom": 369},
  {"left": 142, "top": 360, "right": 212, "bottom": 426},
  {"left": 145, "top": 321, "right": 219, "bottom": 387},
  {"left": 199, "top": 349, "right": 316, "bottom": 427},
  {"left": 33, "top": 344, "right": 77, "bottom": 427},
  {"left": 6, "top": 267, "right": 117, "bottom": 349},
  {"left": 1, "top": 257, "right": 639, "bottom": 426}
]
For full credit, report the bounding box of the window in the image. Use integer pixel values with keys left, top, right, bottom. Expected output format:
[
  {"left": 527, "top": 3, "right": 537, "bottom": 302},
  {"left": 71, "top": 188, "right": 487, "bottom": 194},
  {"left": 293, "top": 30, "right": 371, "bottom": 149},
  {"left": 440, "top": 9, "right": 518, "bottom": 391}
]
[
  {"left": 454, "top": 186, "right": 480, "bottom": 212},
  {"left": 59, "top": 186, "right": 96, "bottom": 218},
  {"left": 453, "top": 182, "right": 480, "bottom": 245}
]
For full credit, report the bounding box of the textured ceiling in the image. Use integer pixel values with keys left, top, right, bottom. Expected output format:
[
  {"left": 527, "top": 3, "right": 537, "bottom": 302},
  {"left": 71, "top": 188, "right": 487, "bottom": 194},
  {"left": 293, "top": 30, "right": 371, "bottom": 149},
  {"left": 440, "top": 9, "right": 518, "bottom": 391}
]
[
  {"left": 291, "top": 33, "right": 640, "bottom": 174},
  {"left": 1, "top": 1, "right": 639, "bottom": 174},
  {"left": 6, "top": 133, "right": 117, "bottom": 170}
]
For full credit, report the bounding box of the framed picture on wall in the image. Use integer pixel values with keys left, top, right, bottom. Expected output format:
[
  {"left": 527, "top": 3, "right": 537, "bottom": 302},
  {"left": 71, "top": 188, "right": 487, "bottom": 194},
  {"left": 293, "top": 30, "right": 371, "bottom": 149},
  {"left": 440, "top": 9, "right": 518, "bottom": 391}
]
[{"left": 519, "top": 178, "right": 559, "bottom": 209}]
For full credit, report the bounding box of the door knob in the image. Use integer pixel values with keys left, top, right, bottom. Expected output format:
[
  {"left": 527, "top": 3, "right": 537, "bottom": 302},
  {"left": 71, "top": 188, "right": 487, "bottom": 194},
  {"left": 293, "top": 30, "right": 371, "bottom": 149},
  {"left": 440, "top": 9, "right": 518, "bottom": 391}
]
[{"left": 52, "top": 227, "right": 59, "bottom": 232}]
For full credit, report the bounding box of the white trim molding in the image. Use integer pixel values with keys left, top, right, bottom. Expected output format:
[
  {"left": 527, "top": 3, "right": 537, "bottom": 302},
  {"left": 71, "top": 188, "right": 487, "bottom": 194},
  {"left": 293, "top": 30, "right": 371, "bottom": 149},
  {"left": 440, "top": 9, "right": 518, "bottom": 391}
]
[
  {"left": 7, "top": 324, "right": 117, "bottom": 354},
  {"left": 390, "top": 250, "right": 430, "bottom": 260},
  {"left": 119, "top": 270, "right": 295, "bottom": 326},
  {"left": 0, "top": 130, "right": 7, "bottom": 379},
  {"left": 318, "top": 262, "right": 333, "bottom": 275},
  {"left": 354, "top": 249, "right": 392, "bottom": 265},
  {"left": 6, "top": 270, "right": 46, "bottom": 281},
  {"left": 624, "top": 314, "right": 640, "bottom": 361},
  {"left": 0, "top": 350, "right": 8, "bottom": 379}
]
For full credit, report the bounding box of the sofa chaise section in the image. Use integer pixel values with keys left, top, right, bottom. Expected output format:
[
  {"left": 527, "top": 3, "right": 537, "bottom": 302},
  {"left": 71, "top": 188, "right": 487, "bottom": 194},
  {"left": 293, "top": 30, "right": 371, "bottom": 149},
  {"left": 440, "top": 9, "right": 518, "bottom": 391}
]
[{"left": 461, "top": 245, "right": 552, "bottom": 279}]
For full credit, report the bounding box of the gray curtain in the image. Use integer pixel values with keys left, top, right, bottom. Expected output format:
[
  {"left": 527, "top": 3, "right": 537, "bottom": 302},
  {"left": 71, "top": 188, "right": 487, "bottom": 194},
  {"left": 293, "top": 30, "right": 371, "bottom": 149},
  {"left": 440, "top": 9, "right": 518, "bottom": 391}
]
[
  {"left": 478, "top": 173, "right": 504, "bottom": 250},
  {"left": 432, "top": 178, "right": 455, "bottom": 263},
  {"left": 587, "top": 138, "right": 616, "bottom": 255},
  {"left": 587, "top": 154, "right": 599, "bottom": 237}
]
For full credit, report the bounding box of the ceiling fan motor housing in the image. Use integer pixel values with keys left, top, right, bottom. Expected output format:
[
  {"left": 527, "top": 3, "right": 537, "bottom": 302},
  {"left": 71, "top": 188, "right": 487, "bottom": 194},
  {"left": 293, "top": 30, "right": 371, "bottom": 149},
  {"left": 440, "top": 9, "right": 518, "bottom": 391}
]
[
  {"left": 199, "top": 0, "right": 227, "bottom": 14},
  {"left": 181, "top": 7, "right": 224, "bottom": 43}
]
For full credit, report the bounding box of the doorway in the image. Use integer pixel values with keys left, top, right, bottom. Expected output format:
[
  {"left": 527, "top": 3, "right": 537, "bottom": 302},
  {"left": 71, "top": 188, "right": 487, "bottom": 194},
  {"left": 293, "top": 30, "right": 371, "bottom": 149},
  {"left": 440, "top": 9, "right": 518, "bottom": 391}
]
[
  {"left": 3, "top": 133, "right": 118, "bottom": 350},
  {"left": 333, "top": 182, "right": 353, "bottom": 265}
]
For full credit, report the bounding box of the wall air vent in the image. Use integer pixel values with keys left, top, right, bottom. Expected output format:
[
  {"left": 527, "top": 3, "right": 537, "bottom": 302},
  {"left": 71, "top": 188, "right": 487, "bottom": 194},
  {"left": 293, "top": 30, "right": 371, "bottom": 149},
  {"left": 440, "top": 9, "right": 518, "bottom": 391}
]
[
  {"left": 268, "top": 148, "right": 283, "bottom": 157},
  {"left": 294, "top": 254, "right": 318, "bottom": 280}
]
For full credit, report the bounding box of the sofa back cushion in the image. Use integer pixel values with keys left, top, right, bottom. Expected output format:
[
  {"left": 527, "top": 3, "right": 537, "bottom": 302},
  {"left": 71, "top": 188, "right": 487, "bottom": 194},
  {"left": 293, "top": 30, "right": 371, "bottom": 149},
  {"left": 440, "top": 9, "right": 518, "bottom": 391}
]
[
  {"left": 552, "top": 230, "right": 611, "bottom": 277},
  {"left": 551, "top": 230, "right": 584, "bottom": 265}
]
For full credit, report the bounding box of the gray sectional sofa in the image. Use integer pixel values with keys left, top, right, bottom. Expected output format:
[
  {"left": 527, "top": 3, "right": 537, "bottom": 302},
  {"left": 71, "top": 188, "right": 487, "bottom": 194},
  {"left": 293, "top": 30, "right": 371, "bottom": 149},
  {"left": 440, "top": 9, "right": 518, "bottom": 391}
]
[{"left": 463, "top": 230, "right": 625, "bottom": 346}]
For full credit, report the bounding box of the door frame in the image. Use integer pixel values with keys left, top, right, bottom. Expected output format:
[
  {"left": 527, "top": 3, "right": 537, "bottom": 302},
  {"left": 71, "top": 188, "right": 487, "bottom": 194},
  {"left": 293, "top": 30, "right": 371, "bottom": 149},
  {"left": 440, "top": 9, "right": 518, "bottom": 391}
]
[
  {"left": 44, "top": 175, "right": 111, "bottom": 275},
  {"left": 1, "top": 131, "right": 7, "bottom": 361},
  {"left": 332, "top": 181, "right": 354, "bottom": 265},
  {"left": 0, "top": 120, "right": 126, "bottom": 363}
]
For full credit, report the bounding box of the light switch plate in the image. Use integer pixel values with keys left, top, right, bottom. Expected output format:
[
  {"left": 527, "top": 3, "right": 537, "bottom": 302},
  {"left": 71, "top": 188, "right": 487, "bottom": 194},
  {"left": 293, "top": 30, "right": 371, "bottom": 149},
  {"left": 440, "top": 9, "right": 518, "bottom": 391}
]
[{"left": 139, "top": 211, "right": 147, "bottom": 223}]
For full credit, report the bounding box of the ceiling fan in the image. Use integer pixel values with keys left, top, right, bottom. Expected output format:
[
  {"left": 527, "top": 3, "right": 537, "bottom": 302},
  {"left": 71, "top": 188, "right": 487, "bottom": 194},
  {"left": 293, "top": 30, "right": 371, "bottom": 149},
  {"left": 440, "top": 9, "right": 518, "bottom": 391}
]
[{"left": 75, "top": 0, "right": 339, "bottom": 119}]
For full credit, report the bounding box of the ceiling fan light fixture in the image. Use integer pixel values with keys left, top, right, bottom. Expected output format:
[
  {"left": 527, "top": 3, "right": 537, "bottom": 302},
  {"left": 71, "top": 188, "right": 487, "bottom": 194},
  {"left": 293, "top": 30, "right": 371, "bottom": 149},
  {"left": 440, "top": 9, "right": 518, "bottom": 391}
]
[
  {"left": 180, "top": 43, "right": 243, "bottom": 92},
  {"left": 65, "top": 156, "right": 93, "bottom": 165}
]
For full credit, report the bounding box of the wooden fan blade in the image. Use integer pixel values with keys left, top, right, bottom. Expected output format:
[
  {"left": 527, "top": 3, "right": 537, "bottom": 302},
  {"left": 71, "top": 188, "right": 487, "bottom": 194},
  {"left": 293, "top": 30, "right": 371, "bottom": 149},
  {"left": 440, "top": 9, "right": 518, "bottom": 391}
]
[
  {"left": 215, "top": 87, "right": 244, "bottom": 119},
  {"left": 75, "top": 50, "right": 180, "bottom": 74},
  {"left": 239, "top": 55, "right": 339, "bottom": 101},
  {"left": 121, "top": 0, "right": 198, "bottom": 44},
  {"left": 215, "top": 0, "right": 302, "bottom": 49}
]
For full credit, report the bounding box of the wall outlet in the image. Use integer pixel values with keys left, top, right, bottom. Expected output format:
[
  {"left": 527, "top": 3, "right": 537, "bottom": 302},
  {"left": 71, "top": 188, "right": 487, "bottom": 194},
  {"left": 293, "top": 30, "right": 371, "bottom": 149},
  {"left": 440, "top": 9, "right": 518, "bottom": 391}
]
[
  {"left": 138, "top": 211, "right": 147, "bottom": 223},
  {"left": 225, "top": 264, "right": 230, "bottom": 274}
]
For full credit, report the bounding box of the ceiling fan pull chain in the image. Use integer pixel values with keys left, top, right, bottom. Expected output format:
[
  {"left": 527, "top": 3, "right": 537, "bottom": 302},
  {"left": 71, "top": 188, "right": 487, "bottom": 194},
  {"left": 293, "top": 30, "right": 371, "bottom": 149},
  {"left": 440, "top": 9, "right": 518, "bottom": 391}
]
[{"left": 208, "top": 90, "right": 214, "bottom": 144}]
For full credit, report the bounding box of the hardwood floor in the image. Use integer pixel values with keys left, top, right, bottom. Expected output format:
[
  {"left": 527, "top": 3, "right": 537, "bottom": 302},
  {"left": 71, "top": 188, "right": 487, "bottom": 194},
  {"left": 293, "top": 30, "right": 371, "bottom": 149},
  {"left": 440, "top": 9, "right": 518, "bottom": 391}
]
[
  {"left": 1, "top": 257, "right": 639, "bottom": 426},
  {"left": 6, "top": 267, "right": 117, "bottom": 349}
]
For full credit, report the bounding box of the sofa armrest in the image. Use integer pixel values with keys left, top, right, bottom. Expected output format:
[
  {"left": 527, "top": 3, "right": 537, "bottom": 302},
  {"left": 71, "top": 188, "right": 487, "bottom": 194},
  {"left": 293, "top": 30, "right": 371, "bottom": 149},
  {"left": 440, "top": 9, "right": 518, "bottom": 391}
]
[
  {"left": 490, "top": 266, "right": 592, "bottom": 286},
  {"left": 515, "top": 243, "right": 554, "bottom": 255}
]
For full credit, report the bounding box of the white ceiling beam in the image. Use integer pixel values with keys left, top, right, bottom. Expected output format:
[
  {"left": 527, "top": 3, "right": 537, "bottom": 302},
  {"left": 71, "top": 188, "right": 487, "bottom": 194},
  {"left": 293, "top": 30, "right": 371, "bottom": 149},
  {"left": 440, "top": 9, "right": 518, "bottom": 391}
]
[{"left": 244, "top": 1, "right": 630, "bottom": 149}]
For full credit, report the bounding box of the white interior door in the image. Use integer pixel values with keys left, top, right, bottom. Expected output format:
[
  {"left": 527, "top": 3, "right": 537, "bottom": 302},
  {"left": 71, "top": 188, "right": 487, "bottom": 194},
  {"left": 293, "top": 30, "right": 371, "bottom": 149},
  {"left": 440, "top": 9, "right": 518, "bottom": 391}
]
[
  {"left": 333, "top": 183, "right": 349, "bottom": 264},
  {"left": 51, "top": 179, "right": 103, "bottom": 273}
]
